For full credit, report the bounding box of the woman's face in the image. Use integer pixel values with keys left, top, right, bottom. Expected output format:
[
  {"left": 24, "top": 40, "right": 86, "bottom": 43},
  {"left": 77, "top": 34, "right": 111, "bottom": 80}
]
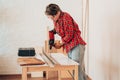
[
  {"left": 47, "top": 15, "right": 55, "bottom": 21},
  {"left": 47, "top": 11, "right": 60, "bottom": 22}
]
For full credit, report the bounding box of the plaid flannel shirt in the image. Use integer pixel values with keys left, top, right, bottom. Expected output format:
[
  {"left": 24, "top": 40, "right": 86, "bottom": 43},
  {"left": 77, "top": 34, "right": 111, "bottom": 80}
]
[{"left": 54, "top": 12, "right": 86, "bottom": 53}]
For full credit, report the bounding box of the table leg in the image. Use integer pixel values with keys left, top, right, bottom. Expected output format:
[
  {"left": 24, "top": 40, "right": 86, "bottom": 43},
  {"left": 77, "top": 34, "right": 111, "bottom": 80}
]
[
  {"left": 46, "top": 71, "right": 49, "bottom": 79},
  {"left": 58, "top": 70, "right": 61, "bottom": 80},
  {"left": 22, "top": 67, "right": 27, "bottom": 80},
  {"left": 74, "top": 65, "right": 78, "bottom": 80}
]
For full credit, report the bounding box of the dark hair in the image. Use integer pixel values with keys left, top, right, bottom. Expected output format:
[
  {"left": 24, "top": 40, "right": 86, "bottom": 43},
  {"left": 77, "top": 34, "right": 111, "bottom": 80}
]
[{"left": 45, "top": 4, "right": 61, "bottom": 16}]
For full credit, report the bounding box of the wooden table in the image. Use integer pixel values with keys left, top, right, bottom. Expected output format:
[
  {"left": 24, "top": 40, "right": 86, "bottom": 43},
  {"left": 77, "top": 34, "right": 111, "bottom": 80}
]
[{"left": 18, "top": 53, "right": 78, "bottom": 80}]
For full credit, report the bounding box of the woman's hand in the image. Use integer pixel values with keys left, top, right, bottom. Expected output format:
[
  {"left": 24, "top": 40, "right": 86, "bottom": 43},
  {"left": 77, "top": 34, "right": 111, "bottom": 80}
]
[{"left": 54, "top": 41, "right": 63, "bottom": 49}]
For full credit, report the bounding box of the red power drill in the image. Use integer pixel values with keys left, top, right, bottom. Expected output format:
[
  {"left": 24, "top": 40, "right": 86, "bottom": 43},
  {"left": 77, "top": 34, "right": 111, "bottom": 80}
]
[{"left": 49, "top": 29, "right": 56, "bottom": 49}]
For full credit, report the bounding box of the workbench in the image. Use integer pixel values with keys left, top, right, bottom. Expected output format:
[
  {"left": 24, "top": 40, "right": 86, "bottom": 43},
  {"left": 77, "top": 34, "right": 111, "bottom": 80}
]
[{"left": 17, "top": 53, "right": 79, "bottom": 80}]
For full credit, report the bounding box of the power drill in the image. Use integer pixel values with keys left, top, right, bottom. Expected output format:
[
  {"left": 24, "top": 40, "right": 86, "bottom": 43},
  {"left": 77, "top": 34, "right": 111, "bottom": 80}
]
[{"left": 49, "top": 29, "right": 56, "bottom": 49}]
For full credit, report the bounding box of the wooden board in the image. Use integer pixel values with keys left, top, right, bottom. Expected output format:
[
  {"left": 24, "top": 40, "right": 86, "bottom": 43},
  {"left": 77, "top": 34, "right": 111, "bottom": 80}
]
[
  {"left": 50, "top": 53, "right": 79, "bottom": 65},
  {"left": 17, "top": 57, "right": 45, "bottom": 66}
]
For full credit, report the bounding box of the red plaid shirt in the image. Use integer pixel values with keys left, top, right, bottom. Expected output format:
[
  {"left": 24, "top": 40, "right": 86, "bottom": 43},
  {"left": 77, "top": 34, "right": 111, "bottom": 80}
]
[{"left": 54, "top": 12, "right": 86, "bottom": 53}]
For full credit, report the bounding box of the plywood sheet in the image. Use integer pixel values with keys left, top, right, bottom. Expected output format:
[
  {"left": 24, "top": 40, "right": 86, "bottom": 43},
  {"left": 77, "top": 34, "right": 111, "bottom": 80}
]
[
  {"left": 51, "top": 53, "right": 79, "bottom": 65},
  {"left": 17, "top": 57, "right": 45, "bottom": 66}
]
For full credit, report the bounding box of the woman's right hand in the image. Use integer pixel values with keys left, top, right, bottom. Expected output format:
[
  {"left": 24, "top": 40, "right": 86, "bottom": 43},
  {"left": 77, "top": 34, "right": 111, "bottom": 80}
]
[{"left": 54, "top": 41, "right": 62, "bottom": 49}]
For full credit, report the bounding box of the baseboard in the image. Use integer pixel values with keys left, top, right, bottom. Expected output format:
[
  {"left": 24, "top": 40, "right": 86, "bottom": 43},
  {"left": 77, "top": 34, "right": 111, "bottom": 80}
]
[{"left": 0, "top": 74, "right": 31, "bottom": 77}]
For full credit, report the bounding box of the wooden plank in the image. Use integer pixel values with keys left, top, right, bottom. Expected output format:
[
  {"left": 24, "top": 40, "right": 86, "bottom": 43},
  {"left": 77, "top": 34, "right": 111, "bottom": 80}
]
[
  {"left": 74, "top": 65, "right": 78, "bottom": 80},
  {"left": 39, "top": 53, "right": 54, "bottom": 67},
  {"left": 43, "top": 53, "right": 60, "bottom": 65},
  {"left": 17, "top": 57, "right": 45, "bottom": 66},
  {"left": 50, "top": 53, "right": 79, "bottom": 65},
  {"left": 58, "top": 70, "right": 61, "bottom": 80},
  {"left": 22, "top": 67, "right": 27, "bottom": 80}
]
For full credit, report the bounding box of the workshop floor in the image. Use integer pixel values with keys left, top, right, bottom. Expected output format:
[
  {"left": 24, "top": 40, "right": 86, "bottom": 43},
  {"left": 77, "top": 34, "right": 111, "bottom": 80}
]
[
  {"left": 0, "top": 71, "right": 91, "bottom": 80},
  {"left": 0, "top": 75, "right": 72, "bottom": 80}
]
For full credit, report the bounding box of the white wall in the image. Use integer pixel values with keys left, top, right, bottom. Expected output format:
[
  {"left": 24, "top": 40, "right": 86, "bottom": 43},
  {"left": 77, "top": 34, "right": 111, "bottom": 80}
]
[
  {"left": 0, "top": 0, "right": 83, "bottom": 74},
  {"left": 89, "top": 0, "right": 120, "bottom": 80}
]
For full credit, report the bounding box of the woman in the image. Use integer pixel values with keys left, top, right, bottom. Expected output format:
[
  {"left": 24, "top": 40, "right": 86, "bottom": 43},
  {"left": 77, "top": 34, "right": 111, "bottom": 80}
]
[{"left": 45, "top": 3, "right": 87, "bottom": 80}]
